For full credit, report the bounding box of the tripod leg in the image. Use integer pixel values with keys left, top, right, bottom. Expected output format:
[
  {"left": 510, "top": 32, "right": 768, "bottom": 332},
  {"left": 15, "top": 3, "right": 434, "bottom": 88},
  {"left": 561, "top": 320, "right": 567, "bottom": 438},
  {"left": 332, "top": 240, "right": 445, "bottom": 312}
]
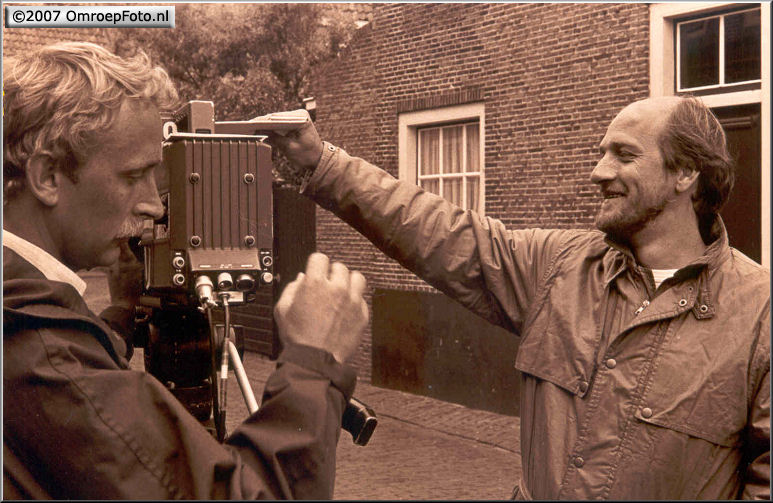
[
  {"left": 228, "top": 339, "right": 259, "bottom": 414},
  {"left": 226, "top": 336, "right": 377, "bottom": 445}
]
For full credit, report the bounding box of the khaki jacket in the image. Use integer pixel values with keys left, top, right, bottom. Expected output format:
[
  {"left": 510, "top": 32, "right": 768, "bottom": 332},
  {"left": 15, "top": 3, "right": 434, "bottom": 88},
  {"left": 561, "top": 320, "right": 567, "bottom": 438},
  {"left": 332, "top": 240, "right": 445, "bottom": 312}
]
[
  {"left": 304, "top": 143, "right": 770, "bottom": 500},
  {"left": 3, "top": 248, "right": 355, "bottom": 499}
]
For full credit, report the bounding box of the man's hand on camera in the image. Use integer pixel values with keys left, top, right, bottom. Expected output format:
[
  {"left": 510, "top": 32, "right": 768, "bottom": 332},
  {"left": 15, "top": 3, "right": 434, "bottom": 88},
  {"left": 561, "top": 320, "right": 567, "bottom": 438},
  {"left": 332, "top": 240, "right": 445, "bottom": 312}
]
[
  {"left": 274, "top": 252, "right": 368, "bottom": 364},
  {"left": 107, "top": 240, "right": 143, "bottom": 310},
  {"left": 262, "top": 109, "right": 325, "bottom": 173}
]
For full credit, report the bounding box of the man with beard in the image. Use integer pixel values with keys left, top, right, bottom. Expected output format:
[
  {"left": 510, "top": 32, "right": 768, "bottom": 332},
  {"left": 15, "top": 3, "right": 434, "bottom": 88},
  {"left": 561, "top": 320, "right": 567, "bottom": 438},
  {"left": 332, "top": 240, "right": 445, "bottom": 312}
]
[
  {"left": 3, "top": 42, "right": 369, "bottom": 499},
  {"left": 267, "top": 95, "right": 770, "bottom": 499}
]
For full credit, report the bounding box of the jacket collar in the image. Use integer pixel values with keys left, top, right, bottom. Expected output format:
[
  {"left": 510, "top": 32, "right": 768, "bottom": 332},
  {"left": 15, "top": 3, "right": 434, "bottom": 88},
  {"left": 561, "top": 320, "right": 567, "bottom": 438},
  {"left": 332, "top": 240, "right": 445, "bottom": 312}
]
[
  {"left": 2, "top": 229, "right": 87, "bottom": 296},
  {"left": 3, "top": 248, "right": 127, "bottom": 365},
  {"left": 3, "top": 248, "right": 87, "bottom": 314},
  {"left": 601, "top": 216, "right": 731, "bottom": 288}
]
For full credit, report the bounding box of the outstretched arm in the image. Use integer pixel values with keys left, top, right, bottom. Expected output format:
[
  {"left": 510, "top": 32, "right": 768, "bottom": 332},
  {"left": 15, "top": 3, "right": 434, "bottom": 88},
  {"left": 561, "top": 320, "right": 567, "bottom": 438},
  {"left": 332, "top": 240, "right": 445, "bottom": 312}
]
[{"left": 267, "top": 110, "right": 569, "bottom": 334}]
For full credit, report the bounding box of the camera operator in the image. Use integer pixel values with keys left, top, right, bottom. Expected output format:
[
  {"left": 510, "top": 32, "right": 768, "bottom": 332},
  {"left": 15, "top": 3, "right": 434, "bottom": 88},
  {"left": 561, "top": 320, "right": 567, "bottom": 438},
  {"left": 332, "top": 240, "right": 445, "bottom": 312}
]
[
  {"left": 3, "top": 42, "right": 368, "bottom": 499},
  {"left": 266, "top": 98, "right": 769, "bottom": 500}
]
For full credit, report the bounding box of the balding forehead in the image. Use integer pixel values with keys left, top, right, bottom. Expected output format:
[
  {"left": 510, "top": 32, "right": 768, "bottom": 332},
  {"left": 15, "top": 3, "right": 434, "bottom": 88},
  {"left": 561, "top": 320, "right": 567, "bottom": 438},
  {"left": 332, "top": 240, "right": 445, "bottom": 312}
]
[
  {"left": 610, "top": 98, "right": 679, "bottom": 135},
  {"left": 626, "top": 96, "right": 681, "bottom": 116}
]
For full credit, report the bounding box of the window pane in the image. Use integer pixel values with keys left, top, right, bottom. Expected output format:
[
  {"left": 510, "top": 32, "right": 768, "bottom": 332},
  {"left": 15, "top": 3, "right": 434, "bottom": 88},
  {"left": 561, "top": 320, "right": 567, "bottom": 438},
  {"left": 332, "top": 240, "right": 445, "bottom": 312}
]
[
  {"left": 725, "top": 9, "right": 761, "bottom": 84},
  {"left": 416, "top": 120, "right": 482, "bottom": 213},
  {"left": 465, "top": 124, "right": 480, "bottom": 173},
  {"left": 445, "top": 178, "right": 462, "bottom": 207},
  {"left": 466, "top": 177, "right": 480, "bottom": 213},
  {"left": 679, "top": 17, "right": 719, "bottom": 88},
  {"left": 421, "top": 178, "right": 439, "bottom": 196},
  {"left": 419, "top": 129, "right": 440, "bottom": 175},
  {"left": 443, "top": 125, "right": 463, "bottom": 174}
]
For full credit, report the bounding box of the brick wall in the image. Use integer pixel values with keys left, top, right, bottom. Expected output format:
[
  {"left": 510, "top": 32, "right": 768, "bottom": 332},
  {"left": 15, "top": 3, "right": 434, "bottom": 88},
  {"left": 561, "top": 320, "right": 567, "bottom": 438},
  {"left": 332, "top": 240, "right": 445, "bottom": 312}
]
[
  {"left": 2, "top": 27, "right": 111, "bottom": 56},
  {"left": 308, "top": 3, "right": 651, "bottom": 381}
]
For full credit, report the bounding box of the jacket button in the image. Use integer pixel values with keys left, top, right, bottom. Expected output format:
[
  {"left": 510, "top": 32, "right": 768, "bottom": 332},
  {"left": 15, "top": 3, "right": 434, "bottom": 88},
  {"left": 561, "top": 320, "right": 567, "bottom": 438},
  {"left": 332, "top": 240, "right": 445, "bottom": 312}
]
[
  {"left": 641, "top": 407, "right": 653, "bottom": 418},
  {"left": 605, "top": 358, "right": 617, "bottom": 369},
  {"left": 574, "top": 456, "right": 585, "bottom": 468},
  {"left": 578, "top": 381, "right": 588, "bottom": 393}
]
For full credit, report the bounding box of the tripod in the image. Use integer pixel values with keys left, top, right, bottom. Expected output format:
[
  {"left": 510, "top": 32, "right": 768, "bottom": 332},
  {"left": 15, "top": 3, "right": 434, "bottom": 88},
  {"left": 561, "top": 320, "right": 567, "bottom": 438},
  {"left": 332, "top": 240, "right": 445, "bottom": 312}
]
[{"left": 139, "top": 282, "right": 377, "bottom": 445}]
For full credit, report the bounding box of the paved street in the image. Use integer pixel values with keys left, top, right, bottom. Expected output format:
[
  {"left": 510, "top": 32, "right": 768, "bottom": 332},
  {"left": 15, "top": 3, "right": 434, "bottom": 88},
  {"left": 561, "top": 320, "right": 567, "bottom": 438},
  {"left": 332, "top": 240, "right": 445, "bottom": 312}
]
[
  {"left": 224, "top": 351, "right": 522, "bottom": 500},
  {"left": 84, "top": 271, "right": 522, "bottom": 499}
]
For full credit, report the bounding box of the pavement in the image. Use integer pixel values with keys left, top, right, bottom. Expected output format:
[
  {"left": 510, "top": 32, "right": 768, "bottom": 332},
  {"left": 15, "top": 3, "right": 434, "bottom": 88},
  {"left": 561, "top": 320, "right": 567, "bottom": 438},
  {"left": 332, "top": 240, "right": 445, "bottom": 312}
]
[
  {"left": 223, "top": 351, "right": 522, "bottom": 500},
  {"left": 84, "top": 271, "right": 523, "bottom": 500}
]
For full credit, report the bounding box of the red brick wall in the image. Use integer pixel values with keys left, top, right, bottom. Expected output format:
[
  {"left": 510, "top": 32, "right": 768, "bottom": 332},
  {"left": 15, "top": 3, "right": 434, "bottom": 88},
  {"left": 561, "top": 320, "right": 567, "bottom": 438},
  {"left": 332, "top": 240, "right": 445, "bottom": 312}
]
[{"left": 308, "top": 3, "right": 651, "bottom": 381}]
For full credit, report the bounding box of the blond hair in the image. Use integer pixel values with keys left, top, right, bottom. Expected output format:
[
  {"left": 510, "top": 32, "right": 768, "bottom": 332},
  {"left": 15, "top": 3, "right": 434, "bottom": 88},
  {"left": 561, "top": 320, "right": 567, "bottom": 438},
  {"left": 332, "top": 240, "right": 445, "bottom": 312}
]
[{"left": 3, "top": 42, "right": 179, "bottom": 201}]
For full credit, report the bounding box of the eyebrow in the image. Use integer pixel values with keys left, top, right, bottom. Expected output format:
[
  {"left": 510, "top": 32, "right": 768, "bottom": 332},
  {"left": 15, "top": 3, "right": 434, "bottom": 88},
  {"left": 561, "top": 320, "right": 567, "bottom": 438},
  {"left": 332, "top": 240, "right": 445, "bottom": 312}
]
[
  {"left": 598, "top": 141, "right": 640, "bottom": 154},
  {"left": 121, "top": 161, "right": 161, "bottom": 173}
]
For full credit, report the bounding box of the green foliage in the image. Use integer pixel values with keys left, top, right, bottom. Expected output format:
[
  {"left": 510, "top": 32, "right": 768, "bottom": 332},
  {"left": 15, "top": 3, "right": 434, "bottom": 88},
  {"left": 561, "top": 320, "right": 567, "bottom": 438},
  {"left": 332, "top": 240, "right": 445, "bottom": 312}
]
[
  {"left": 112, "top": 3, "right": 354, "bottom": 121},
  {"left": 111, "top": 3, "right": 358, "bottom": 183}
]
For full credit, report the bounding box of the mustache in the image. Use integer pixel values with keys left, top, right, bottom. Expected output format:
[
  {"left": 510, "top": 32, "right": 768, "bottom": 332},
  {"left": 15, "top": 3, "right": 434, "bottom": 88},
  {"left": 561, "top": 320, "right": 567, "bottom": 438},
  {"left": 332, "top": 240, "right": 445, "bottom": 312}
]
[{"left": 115, "top": 218, "right": 146, "bottom": 240}]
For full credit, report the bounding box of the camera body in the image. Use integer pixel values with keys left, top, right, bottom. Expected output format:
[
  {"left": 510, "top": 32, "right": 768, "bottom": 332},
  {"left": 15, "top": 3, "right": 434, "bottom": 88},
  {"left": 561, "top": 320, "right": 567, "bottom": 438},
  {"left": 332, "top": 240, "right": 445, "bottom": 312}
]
[
  {"left": 141, "top": 101, "right": 274, "bottom": 304},
  {"left": 134, "top": 101, "right": 377, "bottom": 444},
  {"left": 136, "top": 101, "right": 275, "bottom": 426}
]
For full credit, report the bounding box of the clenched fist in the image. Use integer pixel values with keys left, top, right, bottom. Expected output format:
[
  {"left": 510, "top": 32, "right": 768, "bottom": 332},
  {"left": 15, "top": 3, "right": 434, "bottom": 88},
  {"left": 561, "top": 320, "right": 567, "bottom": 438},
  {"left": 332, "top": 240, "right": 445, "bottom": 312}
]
[
  {"left": 262, "top": 109, "right": 324, "bottom": 173},
  {"left": 274, "top": 253, "right": 369, "bottom": 363}
]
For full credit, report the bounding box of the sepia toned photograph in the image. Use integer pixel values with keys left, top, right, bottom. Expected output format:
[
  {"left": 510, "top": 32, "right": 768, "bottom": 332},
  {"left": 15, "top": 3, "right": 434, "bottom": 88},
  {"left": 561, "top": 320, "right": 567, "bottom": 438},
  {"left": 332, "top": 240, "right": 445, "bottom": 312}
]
[{"left": 2, "top": 2, "right": 770, "bottom": 499}]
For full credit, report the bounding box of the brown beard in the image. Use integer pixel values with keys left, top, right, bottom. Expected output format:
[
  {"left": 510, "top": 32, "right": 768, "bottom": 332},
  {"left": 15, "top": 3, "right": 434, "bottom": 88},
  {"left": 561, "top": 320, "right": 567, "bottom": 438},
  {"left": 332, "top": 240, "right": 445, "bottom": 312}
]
[{"left": 595, "top": 198, "right": 668, "bottom": 243}]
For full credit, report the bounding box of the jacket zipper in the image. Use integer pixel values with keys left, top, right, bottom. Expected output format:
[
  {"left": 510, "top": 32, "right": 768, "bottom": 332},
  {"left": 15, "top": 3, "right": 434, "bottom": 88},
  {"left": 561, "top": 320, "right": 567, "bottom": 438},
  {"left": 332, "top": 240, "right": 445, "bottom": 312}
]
[{"left": 633, "top": 299, "right": 650, "bottom": 316}]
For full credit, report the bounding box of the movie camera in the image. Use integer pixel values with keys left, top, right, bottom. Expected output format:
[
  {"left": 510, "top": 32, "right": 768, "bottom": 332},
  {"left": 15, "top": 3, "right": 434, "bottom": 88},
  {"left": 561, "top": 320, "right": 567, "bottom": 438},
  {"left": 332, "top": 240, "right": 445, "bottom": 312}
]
[{"left": 132, "top": 101, "right": 376, "bottom": 445}]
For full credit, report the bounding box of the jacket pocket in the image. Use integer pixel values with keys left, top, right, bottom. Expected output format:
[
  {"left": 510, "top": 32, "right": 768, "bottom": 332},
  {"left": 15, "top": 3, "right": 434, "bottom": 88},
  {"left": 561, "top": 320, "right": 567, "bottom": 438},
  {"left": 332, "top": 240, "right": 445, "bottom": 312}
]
[
  {"left": 634, "top": 322, "right": 750, "bottom": 448},
  {"left": 515, "top": 282, "right": 603, "bottom": 397},
  {"left": 614, "top": 403, "right": 743, "bottom": 499},
  {"left": 633, "top": 407, "right": 738, "bottom": 447},
  {"left": 515, "top": 322, "right": 597, "bottom": 397}
]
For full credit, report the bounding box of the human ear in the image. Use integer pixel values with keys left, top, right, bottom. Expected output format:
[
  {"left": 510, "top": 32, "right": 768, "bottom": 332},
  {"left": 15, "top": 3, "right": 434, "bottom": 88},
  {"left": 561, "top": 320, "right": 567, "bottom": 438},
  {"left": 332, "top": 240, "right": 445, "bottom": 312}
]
[
  {"left": 25, "top": 154, "right": 61, "bottom": 207},
  {"left": 674, "top": 164, "right": 700, "bottom": 195}
]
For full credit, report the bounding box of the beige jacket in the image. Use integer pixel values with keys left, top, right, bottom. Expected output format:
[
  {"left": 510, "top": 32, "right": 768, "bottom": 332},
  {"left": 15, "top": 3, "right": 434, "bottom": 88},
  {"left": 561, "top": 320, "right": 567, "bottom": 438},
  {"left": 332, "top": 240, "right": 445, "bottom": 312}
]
[{"left": 304, "top": 143, "right": 770, "bottom": 500}]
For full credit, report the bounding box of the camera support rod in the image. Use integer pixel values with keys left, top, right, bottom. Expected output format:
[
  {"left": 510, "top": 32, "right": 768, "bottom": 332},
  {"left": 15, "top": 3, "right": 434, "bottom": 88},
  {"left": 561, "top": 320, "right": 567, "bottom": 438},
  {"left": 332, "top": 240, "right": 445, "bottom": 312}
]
[
  {"left": 228, "top": 340, "right": 259, "bottom": 414},
  {"left": 198, "top": 277, "right": 259, "bottom": 437},
  {"left": 217, "top": 294, "right": 231, "bottom": 439}
]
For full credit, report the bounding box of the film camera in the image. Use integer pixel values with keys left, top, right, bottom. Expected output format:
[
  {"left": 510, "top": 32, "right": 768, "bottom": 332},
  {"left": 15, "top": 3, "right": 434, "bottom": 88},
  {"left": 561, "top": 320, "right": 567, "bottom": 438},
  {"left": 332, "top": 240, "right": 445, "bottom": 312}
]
[{"left": 133, "top": 100, "right": 376, "bottom": 444}]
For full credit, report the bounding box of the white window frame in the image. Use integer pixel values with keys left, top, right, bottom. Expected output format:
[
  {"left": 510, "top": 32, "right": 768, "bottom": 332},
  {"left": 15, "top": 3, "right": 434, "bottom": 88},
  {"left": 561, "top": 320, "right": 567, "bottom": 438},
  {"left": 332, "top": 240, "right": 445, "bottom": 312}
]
[
  {"left": 650, "top": 2, "right": 770, "bottom": 267},
  {"left": 398, "top": 103, "right": 485, "bottom": 215},
  {"left": 676, "top": 7, "right": 762, "bottom": 92}
]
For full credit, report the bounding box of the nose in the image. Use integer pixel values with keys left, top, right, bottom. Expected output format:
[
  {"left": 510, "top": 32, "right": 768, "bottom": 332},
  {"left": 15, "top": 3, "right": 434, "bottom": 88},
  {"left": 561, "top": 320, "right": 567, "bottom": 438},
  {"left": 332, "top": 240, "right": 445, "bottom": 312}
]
[
  {"left": 135, "top": 175, "right": 165, "bottom": 220},
  {"left": 590, "top": 155, "right": 616, "bottom": 185}
]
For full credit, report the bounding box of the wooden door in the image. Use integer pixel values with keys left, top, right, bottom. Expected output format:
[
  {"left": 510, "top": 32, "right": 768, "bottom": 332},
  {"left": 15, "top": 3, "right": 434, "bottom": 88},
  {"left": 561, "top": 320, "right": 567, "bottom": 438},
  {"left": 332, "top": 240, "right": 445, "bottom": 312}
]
[{"left": 714, "top": 103, "right": 762, "bottom": 263}]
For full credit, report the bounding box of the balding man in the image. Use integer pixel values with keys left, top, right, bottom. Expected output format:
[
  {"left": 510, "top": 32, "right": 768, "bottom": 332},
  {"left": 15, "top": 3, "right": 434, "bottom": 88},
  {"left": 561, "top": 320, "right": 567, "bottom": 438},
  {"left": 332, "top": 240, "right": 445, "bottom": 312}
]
[{"left": 269, "top": 96, "right": 770, "bottom": 500}]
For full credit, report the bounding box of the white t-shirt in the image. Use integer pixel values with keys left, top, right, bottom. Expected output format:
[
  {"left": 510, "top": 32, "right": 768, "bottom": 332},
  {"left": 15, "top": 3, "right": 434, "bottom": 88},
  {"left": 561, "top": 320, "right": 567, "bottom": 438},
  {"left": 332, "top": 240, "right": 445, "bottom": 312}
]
[{"left": 651, "top": 268, "right": 679, "bottom": 289}]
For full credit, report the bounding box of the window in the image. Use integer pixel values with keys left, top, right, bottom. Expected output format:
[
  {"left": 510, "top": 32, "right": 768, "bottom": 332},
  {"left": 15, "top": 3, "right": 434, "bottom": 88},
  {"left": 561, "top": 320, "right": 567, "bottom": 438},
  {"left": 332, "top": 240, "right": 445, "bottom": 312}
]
[
  {"left": 398, "top": 102, "right": 485, "bottom": 214},
  {"left": 417, "top": 122, "right": 481, "bottom": 212},
  {"left": 677, "top": 7, "right": 761, "bottom": 92}
]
